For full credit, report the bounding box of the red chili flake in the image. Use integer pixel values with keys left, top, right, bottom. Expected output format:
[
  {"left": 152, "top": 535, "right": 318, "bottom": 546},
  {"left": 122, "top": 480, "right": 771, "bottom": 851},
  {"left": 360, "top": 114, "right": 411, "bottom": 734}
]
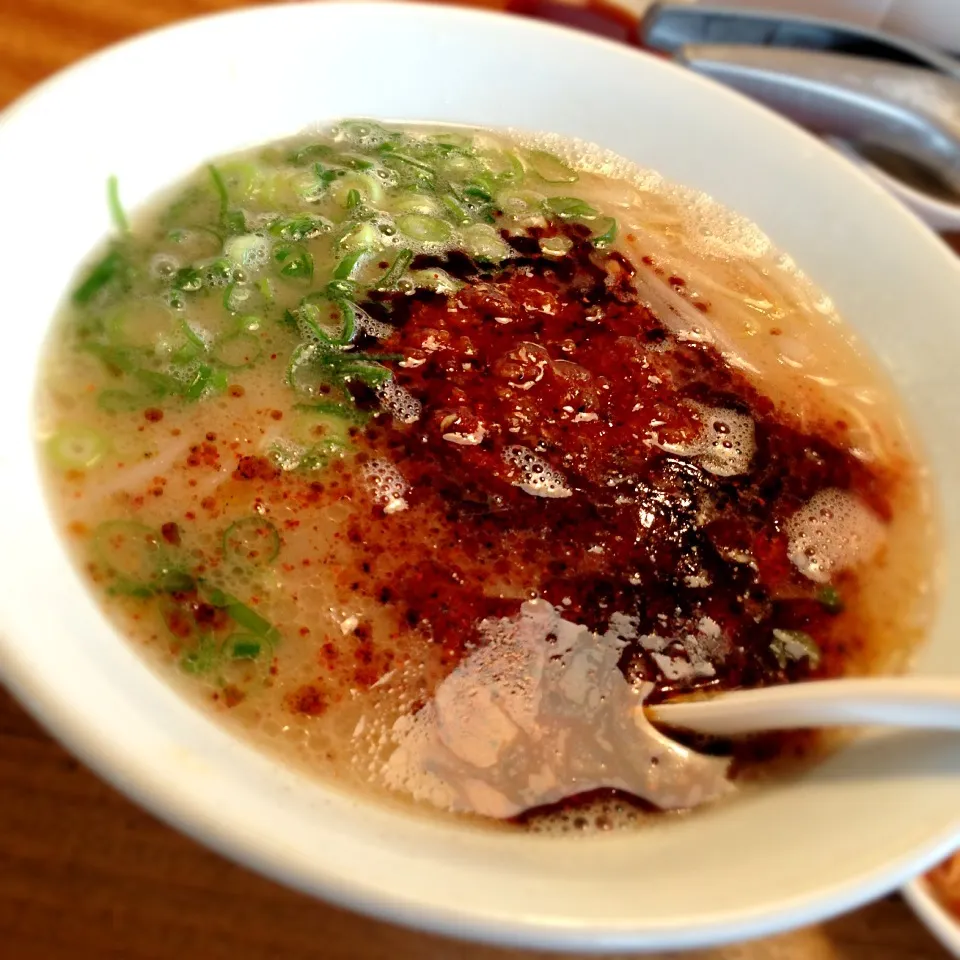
[
  {"left": 223, "top": 685, "right": 245, "bottom": 708},
  {"left": 299, "top": 627, "right": 310, "bottom": 636},
  {"left": 144, "top": 408, "right": 164, "bottom": 422},
  {"left": 163, "top": 605, "right": 195, "bottom": 640},
  {"left": 200, "top": 497, "right": 216, "bottom": 511},
  {"left": 321, "top": 642, "right": 339, "bottom": 666},
  {"left": 287, "top": 685, "right": 327, "bottom": 716},
  {"left": 186, "top": 442, "right": 220, "bottom": 469},
  {"left": 228, "top": 385, "right": 245, "bottom": 398},
  {"left": 270, "top": 410, "right": 283, "bottom": 421},
  {"left": 160, "top": 522, "right": 181, "bottom": 546},
  {"left": 234, "top": 455, "right": 279, "bottom": 481}
]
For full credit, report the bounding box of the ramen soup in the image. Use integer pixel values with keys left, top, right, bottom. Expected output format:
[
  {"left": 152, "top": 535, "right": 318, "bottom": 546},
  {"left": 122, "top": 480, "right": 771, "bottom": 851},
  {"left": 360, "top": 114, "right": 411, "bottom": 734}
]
[{"left": 38, "top": 121, "right": 936, "bottom": 831}]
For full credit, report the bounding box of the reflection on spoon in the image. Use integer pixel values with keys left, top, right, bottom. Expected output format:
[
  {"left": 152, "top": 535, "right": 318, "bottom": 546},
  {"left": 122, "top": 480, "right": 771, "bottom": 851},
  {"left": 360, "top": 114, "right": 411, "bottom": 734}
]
[{"left": 379, "top": 600, "right": 733, "bottom": 819}]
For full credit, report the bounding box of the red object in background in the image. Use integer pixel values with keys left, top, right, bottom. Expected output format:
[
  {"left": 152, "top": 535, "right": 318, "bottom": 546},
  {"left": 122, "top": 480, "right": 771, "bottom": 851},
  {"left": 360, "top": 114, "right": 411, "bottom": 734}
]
[{"left": 506, "top": 0, "right": 643, "bottom": 45}]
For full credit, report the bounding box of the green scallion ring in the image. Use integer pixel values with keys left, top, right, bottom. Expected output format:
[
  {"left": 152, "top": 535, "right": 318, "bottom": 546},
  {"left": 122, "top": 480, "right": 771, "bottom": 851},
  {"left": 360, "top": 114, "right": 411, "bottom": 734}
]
[{"left": 222, "top": 516, "right": 281, "bottom": 567}]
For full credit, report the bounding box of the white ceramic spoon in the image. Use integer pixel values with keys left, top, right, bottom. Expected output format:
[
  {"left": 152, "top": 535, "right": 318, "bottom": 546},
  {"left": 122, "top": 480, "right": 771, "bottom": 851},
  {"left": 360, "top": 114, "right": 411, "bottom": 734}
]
[{"left": 649, "top": 678, "right": 960, "bottom": 736}]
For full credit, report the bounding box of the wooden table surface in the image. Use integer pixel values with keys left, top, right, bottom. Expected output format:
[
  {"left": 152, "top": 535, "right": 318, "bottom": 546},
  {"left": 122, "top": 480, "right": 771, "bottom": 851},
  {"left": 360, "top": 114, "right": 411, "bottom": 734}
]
[{"left": 0, "top": 2, "right": 955, "bottom": 958}]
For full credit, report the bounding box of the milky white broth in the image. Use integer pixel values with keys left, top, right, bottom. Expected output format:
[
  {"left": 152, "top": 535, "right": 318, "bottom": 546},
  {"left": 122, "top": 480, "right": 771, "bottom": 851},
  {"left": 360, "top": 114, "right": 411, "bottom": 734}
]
[{"left": 37, "top": 122, "right": 937, "bottom": 833}]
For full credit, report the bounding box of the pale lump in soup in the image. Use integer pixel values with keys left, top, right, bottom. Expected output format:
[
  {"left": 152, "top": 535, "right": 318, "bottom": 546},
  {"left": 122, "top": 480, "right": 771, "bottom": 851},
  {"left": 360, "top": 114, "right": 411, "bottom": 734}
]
[{"left": 38, "top": 121, "right": 935, "bottom": 832}]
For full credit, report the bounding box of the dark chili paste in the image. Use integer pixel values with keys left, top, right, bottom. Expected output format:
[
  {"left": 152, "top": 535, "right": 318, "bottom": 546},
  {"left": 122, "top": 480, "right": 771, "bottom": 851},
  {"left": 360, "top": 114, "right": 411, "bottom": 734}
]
[{"left": 335, "top": 222, "right": 891, "bottom": 704}]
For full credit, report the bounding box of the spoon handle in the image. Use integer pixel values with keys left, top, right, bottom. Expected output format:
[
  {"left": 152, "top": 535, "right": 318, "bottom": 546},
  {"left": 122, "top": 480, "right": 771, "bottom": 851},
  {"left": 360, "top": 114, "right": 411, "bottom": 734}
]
[{"left": 648, "top": 678, "right": 960, "bottom": 736}]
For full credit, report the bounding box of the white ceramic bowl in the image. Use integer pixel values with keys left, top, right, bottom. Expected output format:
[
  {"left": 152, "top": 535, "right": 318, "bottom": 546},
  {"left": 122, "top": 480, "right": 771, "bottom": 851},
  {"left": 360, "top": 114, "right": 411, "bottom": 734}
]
[
  {"left": 904, "top": 876, "right": 960, "bottom": 958},
  {"left": 2, "top": 2, "right": 960, "bottom": 952}
]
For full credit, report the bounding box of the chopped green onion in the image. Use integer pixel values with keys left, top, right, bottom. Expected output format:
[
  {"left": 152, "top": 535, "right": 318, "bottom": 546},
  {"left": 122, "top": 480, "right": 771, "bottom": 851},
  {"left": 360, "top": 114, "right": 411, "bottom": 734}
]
[
  {"left": 180, "top": 637, "right": 219, "bottom": 675},
  {"left": 313, "top": 162, "right": 345, "bottom": 194},
  {"left": 223, "top": 635, "right": 263, "bottom": 660},
  {"left": 226, "top": 598, "right": 277, "bottom": 641},
  {"left": 333, "top": 250, "right": 367, "bottom": 281},
  {"left": 298, "top": 294, "right": 359, "bottom": 346},
  {"left": 376, "top": 248, "right": 414, "bottom": 289},
  {"left": 105, "top": 301, "right": 181, "bottom": 351},
  {"left": 207, "top": 164, "right": 246, "bottom": 235},
  {"left": 770, "top": 629, "right": 822, "bottom": 670},
  {"left": 816, "top": 585, "right": 845, "bottom": 614},
  {"left": 173, "top": 266, "right": 203, "bottom": 292},
  {"left": 526, "top": 150, "right": 578, "bottom": 184},
  {"left": 208, "top": 164, "right": 229, "bottom": 217},
  {"left": 72, "top": 249, "right": 129, "bottom": 306},
  {"left": 380, "top": 147, "right": 435, "bottom": 175},
  {"left": 81, "top": 342, "right": 139, "bottom": 375},
  {"left": 540, "top": 235, "right": 574, "bottom": 257},
  {"left": 392, "top": 193, "right": 440, "bottom": 217},
  {"left": 107, "top": 175, "right": 129, "bottom": 233},
  {"left": 268, "top": 215, "right": 329, "bottom": 242},
  {"left": 135, "top": 369, "right": 182, "bottom": 398},
  {"left": 325, "top": 279, "right": 357, "bottom": 300},
  {"left": 212, "top": 332, "right": 262, "bottom": 369},
  {"left": 480, "top": 150, "right": 524, "bottom": 183},
  {"left": 462, "top": 183, "right": 494, "bottom": 203},
  {"left": 440, "top": 193, "right": 471, "bottom": 225},
  {"left": 225, "top": 234, "right": 270, "bottom": 270},
  {"left": 204, "top": 258, "right": 234, "bottom": 286},
  {"left": 274, "top": 244, "right": 314, "bottom": 282},
  {"left": 396, "top": 214, "right": 451, "bottom": 243},
  {"left": 223, "top": 516, "right": 280, "bottom": 567},
  {"left": 496, "top": 189, "right": 546, "bottom": 218},
  {"left": 545, "top": 196, "right": 598, "bottom": 220},
  {"left": 47, "top": 426, "right": 108, "bottom": 470},
  {"left": 294, "top": 399, "right": 370, "bottom": 424},
  {"left": 461, "top": 223, "right": 509, "bottom": 262},
  {"left": 338, "top": 359, "right": 393, "bottom": 389},
  {"left": 337, "top": 221, "right": 380, "bottom": 254},
  {"left": 287, "top": 142, "right": 337, "bottom": 165},
  {"left": 182, "top": 364, "right": 227, "bottom": 401},
  {"left": 408, "top": 268, "right": 463, "bottom": 294},
  {"left": 591, "top": 217, "right": 618, "bottom": 249},
  {"left": 331, "top": 172, "right": 385, "bottom": 207}
]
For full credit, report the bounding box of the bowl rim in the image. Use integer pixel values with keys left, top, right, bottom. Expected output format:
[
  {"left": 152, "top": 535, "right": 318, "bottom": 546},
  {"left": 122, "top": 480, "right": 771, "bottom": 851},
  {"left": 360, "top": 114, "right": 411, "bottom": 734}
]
[
  {"left": 903, "top": 876, "right": 960, "bottom": 958},
  {"left": 5, "top": 1, "right": 960, "bottom": 952}
]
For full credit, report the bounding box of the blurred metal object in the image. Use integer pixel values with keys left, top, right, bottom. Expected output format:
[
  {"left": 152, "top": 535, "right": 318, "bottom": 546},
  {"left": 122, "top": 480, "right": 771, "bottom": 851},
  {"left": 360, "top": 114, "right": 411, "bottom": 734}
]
[
  {"left": 640, "top": 3, "right": 960, "bottom": 78},
  {"left": 639, "top": 3, "right": 960, "bottom": 225},
  {"left": 674, "top": 45, "right": 960, "bottom": 195}
]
